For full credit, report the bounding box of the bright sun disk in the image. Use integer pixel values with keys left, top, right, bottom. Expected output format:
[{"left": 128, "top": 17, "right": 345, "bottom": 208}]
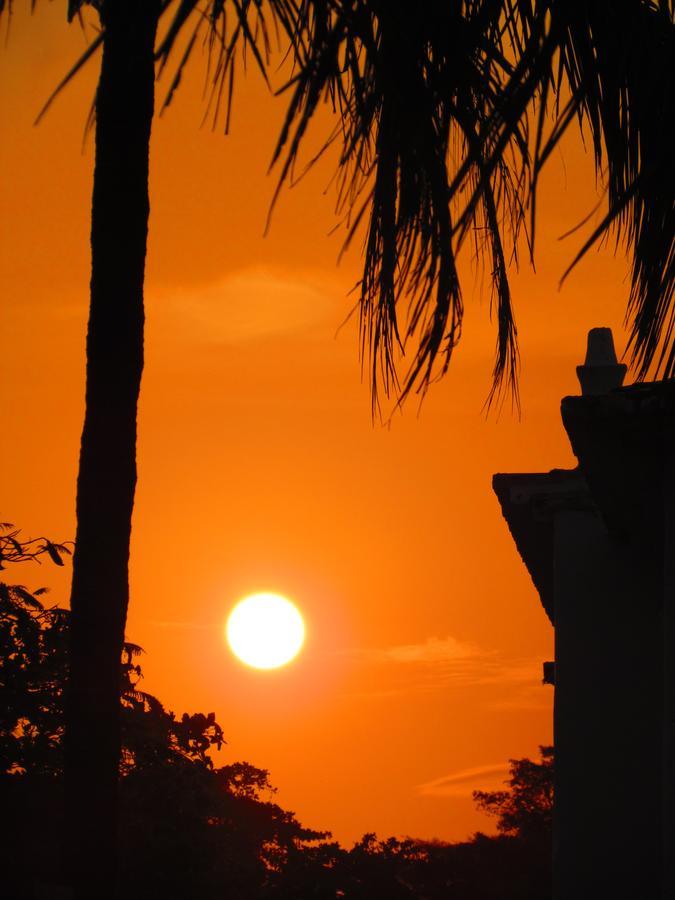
[{"left": 226, "top": 592, "right": 305, "bottom": 670}]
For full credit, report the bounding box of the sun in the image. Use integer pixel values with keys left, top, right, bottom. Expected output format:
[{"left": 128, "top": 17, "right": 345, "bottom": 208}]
[{"left": 226, "top": 592, "right": 305, "bottom": 670}]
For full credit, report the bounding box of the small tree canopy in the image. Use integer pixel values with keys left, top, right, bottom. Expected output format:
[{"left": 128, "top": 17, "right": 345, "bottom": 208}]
[{"left": 473, "top": 745, "right": 553, "bottom": 841}]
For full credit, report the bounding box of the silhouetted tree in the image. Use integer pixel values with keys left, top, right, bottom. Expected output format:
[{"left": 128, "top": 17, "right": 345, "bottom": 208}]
[
  {"left": 0, "top": 527, "right": 223, "bottom": 781},
  {"left": 473, "top": 746, "right": 553, "bottom": 843},
  {"left": 413, "top": 832, "right": 551, "bottom": 900},
  {"left": 0, "top": 560, "right": 331, "bottom": 900},
  {"left": 0, "top": 525, "right": 70, "bottom": 571},
  {"left": 61, "top": 5, "right": 162, "bottom": 894},
  {"left": 0, "top": 529, "right": 70, "bottom": 778},
  {"left": 339, "top": 835, "right": 425, "bottom": 899},
  {"left": 1, "top": 4, "right": 296, "bottom": 896},
  {"left": 1, "top": 555, "right": 554, "bottom": 899}
]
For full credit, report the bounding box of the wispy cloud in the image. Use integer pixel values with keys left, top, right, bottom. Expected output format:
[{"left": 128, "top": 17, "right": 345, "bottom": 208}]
[
  {"left": 417, "top": 762, "right": 510, "bottom": 798},
  {"left": 357, "top": 635, "right": 485, "bottom": 665},
  {"left": 349, "top": 636, "right": 541, "bottom": 684},
  {"left": 158, "top": 267, "right": 340, "bottom": 343},
  {"left": 343, "top": 635, "right": 548, "bottom": 706}
]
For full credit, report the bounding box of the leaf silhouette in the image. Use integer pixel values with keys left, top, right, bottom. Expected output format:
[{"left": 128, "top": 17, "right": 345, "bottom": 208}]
[{"left": 43, "top": 543, "right": 64, "bottom": 567}]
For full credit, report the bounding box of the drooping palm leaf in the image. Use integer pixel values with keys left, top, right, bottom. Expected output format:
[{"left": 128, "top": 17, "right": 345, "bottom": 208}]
[
  {"left": 272, "top": 0, "right": 534, "bottom": 411},
  {"left": 273, "top": 0, "right": 674, "bottom": 408},
  {"left": 5, "top": 0, "right": 673, "bottom": 402},
  {"left": 544, "top": 1, "right": 675, "bottom": 379}
]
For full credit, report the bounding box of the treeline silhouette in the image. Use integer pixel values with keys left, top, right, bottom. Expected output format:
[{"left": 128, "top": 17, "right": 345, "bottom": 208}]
[{"left": 0, "top": 533, "right": 552, "bottom": 900}]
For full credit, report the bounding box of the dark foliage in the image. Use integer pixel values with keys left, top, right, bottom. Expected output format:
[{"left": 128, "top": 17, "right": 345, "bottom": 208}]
[
  {"left": 0, "top": 561, "right": 330, "bottom": 899},
  {"left": 474, "top": 745, "right": 553, "bottom": 841},
  {"left": 275, "top": 1, "right": 675, "bottom": 408},
  {"left": 0, "top": 525, "right": 71, "bottom": 777},
  {"left": 0, "top": 581, "right": 68, "bottom": 777},
  {"left": 3, "top": 1, "right": 672, "bottom": 403},
  {"left": 0, "top": 547, "right": 551, "bottom": 899},
  {"left": 412, "top": 833, "right": 552, "bottom": 900}
]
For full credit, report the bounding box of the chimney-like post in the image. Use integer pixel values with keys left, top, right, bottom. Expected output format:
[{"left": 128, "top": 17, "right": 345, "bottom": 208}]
[{"left": 576, "top": 327, "right": 627, "bottom": 396}]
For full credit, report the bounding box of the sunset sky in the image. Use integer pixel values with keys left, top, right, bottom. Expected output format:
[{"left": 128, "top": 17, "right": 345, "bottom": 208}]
[{"left": 1, "top": 4, "right": 631, "bottom": 845}]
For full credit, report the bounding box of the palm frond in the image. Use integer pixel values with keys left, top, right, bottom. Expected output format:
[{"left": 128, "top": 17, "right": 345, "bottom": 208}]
[
  {"left": 8, "top": 0, "right": 673, "bottom": 401},
  {"left": 122, "top": 640, "right": 144, "bottom": 658},
  {"left": 272, "top": 0, "right": 674, "bottom": 409},
  {"left": 33, "top": 26, "right": 104, "bottom": 125},
  {"left": 272, "top": 0, "right": 533, "bottom": 411},
  {"left": 542, "top": 0, "right": 675, "bottom": 379},
  {"left": 156, "top": 0, "right": 300, "bottom": 130}
]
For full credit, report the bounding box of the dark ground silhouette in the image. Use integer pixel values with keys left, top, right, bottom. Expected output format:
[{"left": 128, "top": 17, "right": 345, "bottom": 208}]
[{"left": 0, "top": 528, "right": 551, "bottom": 900}]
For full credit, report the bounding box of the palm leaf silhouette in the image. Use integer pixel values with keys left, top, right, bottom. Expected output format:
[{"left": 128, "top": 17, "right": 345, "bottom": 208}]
[
  {"left": 12, "top": 1, "right": 672, "bottom": 402},
  {"left": 272, "top": 0, "right": 674, "bottom": 408}
]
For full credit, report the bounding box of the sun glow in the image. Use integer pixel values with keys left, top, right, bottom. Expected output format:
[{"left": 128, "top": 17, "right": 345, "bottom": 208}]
[{"left": 226, "top": 593, "right": 305, "bottom": 670}]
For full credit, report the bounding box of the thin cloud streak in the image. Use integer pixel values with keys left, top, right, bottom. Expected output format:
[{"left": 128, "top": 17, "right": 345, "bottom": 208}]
[
  {"left": 347, "top": 635, "right": 486, "bottom": 666},
  {"left": 417, "top": 762, "right": 510, "bottom": 798},
  {"left": 369, "top": 635, "right": 485, "bottom": 664},
  {"left": 343, "top": 635, "right": 548, "bottom": 705},
  {"left": 158, "top": 266, "right": 341, "bottom": 344}
]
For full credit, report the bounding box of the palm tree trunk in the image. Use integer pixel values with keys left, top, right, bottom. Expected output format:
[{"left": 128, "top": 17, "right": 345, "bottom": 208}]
[{"left": 65, "top": 2, "right": 160, "bottom": 897}]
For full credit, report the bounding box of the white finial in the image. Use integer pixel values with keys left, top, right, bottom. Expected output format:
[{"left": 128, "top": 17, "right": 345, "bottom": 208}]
[{"left": 576, "top": 328, "right": 627, "bottom": 396}]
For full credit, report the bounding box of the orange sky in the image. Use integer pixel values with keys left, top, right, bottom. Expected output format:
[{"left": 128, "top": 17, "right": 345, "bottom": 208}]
[{"left": 1, "top": 4, "right": 632, "bottom": 844}]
